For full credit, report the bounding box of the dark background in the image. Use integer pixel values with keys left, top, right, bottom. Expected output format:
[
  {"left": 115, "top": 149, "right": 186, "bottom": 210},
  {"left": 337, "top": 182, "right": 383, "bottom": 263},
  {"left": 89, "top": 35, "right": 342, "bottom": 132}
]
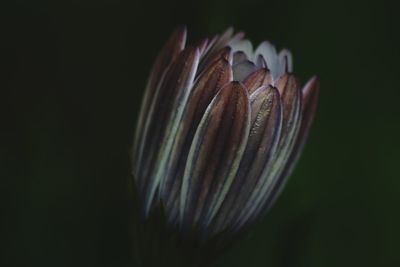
[{"left": 2, "top": 0, "right": 399, "bottom": 266}]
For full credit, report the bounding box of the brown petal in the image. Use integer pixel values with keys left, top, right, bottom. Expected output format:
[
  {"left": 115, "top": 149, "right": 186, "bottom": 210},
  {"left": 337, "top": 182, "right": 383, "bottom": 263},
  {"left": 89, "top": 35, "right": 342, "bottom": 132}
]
[
  {"left": 211, "top": 86, "right": 282, "bottom": 234},
  {"left": 180, "top": 82, "right": 250, "bottom": 231},
  {"left": 195, "top": 38, "right": 209, "bottom": 56},
  {"left": 155, "top": 58, "right": 233, "bottom": 222},
  {"left": 138, "top": 47, "right": 200, "bottom": 215},
  {"left": 301, "top": 76, "right": 320, "bottom": 134},
  {"left": 261, "top": 76, "right": 319, "bottom": 212},
  {"left": 197, "top": 28, "right": 235, "bottom": 73},
  {"left": 133, "top": 26, "right": 186, "bottom": 176},
  {"left": 243, "top": 68, "right": 273, "bottom": 94},
  {"left": 275, "top": 74, "right": 302, "bottom": 140},
  {"left": 200, "top": 35, "right": 218, "bottom": 57},
  {"left": 207, "top": 27, "right": 234, "bottom": 56},
  {"left": 234, "top": 74, "right": 303, "bottom": 231},
  {"left": 198, "top": 47, "right": 232, "bottom": 75}
]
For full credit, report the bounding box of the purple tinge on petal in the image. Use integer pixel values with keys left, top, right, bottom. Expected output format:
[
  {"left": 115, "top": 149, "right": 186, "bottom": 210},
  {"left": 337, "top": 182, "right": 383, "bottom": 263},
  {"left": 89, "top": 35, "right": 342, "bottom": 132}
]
[
  {"left": 243, "top": 68, "right": 273, "bottom": 95},
  {"left": 211, "top": 27, "right": 235, "bottom": 51},
  {"left": 195, "top": 38, "right": 210, "bottom": 56},
  {"left": 259, "top": 76, "right": 319, "bottom": 214},
  {"left": 180, "top": 82, "right": 250, "bottom": 234},
  {"left": 198, "top": 27, "right": 235, "bottom": 69},
  {"left": 133, "top": 26, "right": 187, "bottom": 180},
  {"left": 133, "top": 27, "right": 318, "bottom": 239},
  {"left": 232, "top": 60, "right": 257, "bottom": 81},
  {"left": 138, "top": 47, "right": 200, "bottom": 216},
  {"left": 233, "top": 74, "right": 303, "bottom": 231},
  {"left": 156, "top": 58, "right": 233, "bottom": 225},
  {"left": 210, "top": 86, "right": 282, "bottom": 235},
  {"left": 232, "top": 51, "right": 249, "bottom": 65},
  {"left": 197, "top": 47, "right": 232, "bottom": 77}
]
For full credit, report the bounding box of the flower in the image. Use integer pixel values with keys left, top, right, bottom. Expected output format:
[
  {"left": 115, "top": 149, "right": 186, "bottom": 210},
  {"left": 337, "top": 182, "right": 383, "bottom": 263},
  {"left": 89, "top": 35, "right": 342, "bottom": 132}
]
[{"left": 132, "top": 26, "right": 319, "bottom": 242}]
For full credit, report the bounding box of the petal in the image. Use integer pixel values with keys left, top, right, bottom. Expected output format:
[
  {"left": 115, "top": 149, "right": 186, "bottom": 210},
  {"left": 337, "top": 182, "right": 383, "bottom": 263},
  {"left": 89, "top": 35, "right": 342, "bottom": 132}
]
[
  {"left": 255, "top": 41, "right": 279, "bottom": 79},
  {"left": 229, "top": 31, "right": 245, "bottom": 44},
  {"left": 198, "top": 47, "right": 232, "bottom": 76},
  {"left": 133, "top": 26, "right": 187, "bottom": 178},
  {"left": 139, "top": 47, "right": 200, "bottom": 216},
  {"left": 201, "top": 35, "right": 218, "bottom": 56},
  {"left": 156, "top": 58, "right": 233, "bottom": 224},
  {"left": 195, "top": 38, "right": 209, "bottom": 56},
  {"left": 214, "top": 27, "right": 235, "bottom": 49},
  {"left": 180, "top": 82, "right": 251, "bottom": 232},
  {"left": 202, "top": 27, "right": 234, "bottom": 61},
  {"left": 243, "top": 68, "right": 273, "bottom": 95},
  {"left": 232, "top": 60, "right": 257, "bottom": 81},
  {"left": 228, "top": 39, "right": 253, "bottom": 58},
  {"left": 260, "top": 76, "right": 319, "bottom": 213},
  {"left": 197, "top": 28, "right": 236, "bottom": 73},
  {"left": 232, "top": 51, "right": 248, "bottom": 65},
  {"left": 210, "top": 86, "right": 282, "bottom": 234},
  {"left": 278, "top": 49, "right": 293, "bottom": 75},
  {"left": 234, "top": 74, "right": 303, "bottom": 231},
  {"left": 301, "top": 76, "right": 320, "bottom": 133},
  {"left": 256, "top": 54, "right": 267, "bottom": 68}
]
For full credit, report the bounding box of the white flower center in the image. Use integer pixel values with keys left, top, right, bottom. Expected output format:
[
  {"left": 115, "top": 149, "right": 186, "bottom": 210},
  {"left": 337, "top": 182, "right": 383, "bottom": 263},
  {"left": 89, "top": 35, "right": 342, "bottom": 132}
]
[{"left": 228, "top": 38, "right": 293, "bottom": 81}]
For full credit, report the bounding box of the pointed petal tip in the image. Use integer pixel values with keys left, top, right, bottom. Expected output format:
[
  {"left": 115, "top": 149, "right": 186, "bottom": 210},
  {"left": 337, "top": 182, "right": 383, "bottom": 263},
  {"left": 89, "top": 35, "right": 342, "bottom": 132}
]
[
  {"left": 174, "top": 24, "right": 187, "bottom": 35},
  {"left": 305, "top": 75, "right": 320, "bottom": 89},
  {"left": 275, "top": 73, "right": 301, "bottom": 95},
  {"left": 250, "top": 84, "right": 281, "bottom": 103},
  {"left": 243, "top": 68, "right": 273, "bottom": 95},
  {"left": 221, "top": 80, "right": 250, "bottom": 102},
  {"left": 230, "top": 80, "right": 245, "bottom": 89},
  {"left": 170, "top": 25, "right": 187, "bottom": 49},
  {"left": 301, "top": 76, "right": 320, "bottom": 125},
  {"left": 220, "top": 46, "right": 233, "bottom": 62},
  {"left": 302, "top": 75, "right": 320, "bottom": 101}
]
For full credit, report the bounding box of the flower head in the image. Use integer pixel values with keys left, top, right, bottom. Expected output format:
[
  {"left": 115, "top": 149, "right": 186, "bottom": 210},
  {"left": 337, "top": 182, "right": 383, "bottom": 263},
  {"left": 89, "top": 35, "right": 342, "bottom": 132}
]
[{"left": 132, "top": 26, "right": 319, "bottom": 241}]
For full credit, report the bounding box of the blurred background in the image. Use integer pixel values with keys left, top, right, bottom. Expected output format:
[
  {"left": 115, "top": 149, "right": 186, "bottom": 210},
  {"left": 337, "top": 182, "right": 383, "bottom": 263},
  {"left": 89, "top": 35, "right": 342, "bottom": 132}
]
[{"left": 2, "top": 0, "right": 399, "bottom": 266}]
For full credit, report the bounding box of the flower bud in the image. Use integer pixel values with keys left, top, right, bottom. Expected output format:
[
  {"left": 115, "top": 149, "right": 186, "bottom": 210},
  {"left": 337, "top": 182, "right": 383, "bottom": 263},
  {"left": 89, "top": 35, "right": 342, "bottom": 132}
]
[{"left": 131, "top": 26, "right": 319, "bottom": 266}]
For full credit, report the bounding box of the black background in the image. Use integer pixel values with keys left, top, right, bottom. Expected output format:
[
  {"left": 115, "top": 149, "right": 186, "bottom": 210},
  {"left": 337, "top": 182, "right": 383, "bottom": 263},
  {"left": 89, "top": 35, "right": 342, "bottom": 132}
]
[{"left": 2, "top": 0, "right": 400, "bottom": 266}]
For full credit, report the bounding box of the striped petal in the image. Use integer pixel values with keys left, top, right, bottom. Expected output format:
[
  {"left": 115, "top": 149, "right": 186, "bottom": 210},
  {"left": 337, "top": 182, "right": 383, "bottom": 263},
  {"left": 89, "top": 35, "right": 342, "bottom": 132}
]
[
  {"left": 243, "top": 68, "right": 273, "bottom": 94},
  {"left": 212, "top": 27, "right": 234, "bottom": 51},
  {"left": 195, "top": 38, "right": 210, "bottom": 56},
  {"left": 261, "top": 76, "right": 319, "bottom": 213},
  {"left": 132, "top": 27, "right": 319, "bottom": 242},
  {"left": 198, "top": 28, "right": 234, "bottom": 70},
  {"left": 133, "top": 26, "right": 186, "bottom": 179},
  {"left": 156, "top": 58, "right": 233, "bottom": 224},
  {"left": 198, "top": 47, "right": 232, "bottom": 76},
  {"left": 234, "top": 74, "right": 302, "bottom": 231},
  {"left": 180, "top": 82, "right": 251, "bottom": 233},
  {"left": 210, "top": 86, "right": 282, "bottom": 234},
  {"left": 139, "top": 47, "right": 200, "bottom": 216}
]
